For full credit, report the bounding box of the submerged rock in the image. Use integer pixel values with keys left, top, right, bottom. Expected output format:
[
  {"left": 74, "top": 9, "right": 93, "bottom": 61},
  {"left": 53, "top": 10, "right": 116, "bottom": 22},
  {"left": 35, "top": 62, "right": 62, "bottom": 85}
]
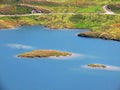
[{"left": 18, "top": 50, "right": 72, "bottom": 58}]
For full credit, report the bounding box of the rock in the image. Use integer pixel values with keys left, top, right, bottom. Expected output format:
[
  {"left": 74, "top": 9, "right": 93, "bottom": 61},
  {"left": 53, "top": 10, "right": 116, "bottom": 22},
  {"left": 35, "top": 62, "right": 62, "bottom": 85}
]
[{"left": 78, "top": 32, "right": 101, "bottom": 38}]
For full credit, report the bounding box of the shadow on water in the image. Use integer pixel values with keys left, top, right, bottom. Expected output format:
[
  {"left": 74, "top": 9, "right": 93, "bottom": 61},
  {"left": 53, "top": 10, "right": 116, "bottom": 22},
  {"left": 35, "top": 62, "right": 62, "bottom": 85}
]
[
  {"left": 0, "top": 80, "right": 6, "bottom": 90},
  {"left": 0, "top": 84, "right": 4, "bottom": 90},
  {"left": 117, "top": 87, "right": 120, "bottom": 90}
]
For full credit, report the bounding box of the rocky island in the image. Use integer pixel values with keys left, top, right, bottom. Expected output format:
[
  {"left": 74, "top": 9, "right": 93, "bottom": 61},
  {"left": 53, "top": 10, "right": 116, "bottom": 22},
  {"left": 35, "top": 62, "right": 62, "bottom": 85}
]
[
  {"left": 18, "top": 50, "right": 72, "bottom": 58},
  {"left": 88, "top": 64, "right": 106, "bottom": 68}
]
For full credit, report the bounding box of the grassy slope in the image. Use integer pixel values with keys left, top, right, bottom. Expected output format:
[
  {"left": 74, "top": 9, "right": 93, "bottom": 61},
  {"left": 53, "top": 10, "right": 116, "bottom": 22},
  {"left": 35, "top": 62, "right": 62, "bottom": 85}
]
[
  {"left": 25, "top": 1, "right": 103, "bottom": 13},
  {"left": 0, "top": 0, "right": 108, "bottom": 13},
  {"left": 0, "top": 14, "right": 120, "bottom": 29},
  {"left": 0, "top": 0, "right": 119, "bottom": 14}
]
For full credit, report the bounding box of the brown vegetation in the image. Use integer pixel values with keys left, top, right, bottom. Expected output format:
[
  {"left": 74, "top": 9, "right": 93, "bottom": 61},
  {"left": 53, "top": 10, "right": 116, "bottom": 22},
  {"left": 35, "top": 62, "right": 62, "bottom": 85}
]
[
  {"left": 0, "top": 20, "right": 19, "bottom": 29},
  {"left": 18, "top": 50, "right": 72, "bottom": 58}
]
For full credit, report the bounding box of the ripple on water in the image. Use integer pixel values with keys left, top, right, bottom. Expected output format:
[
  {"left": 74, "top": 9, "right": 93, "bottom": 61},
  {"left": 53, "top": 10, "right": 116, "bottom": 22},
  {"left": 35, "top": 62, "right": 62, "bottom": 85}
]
[{"left": 5, "top": 43, "right": 33, "bottom": 49}]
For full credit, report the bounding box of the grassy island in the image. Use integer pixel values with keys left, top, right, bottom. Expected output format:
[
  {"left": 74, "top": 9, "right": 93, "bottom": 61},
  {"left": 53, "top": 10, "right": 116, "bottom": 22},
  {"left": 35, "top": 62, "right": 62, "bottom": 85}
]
[
  {"left": 88, "top": 64, "right": 106, "bottom": 68},
  {"left": 18, "top": 50, "right": 72, "bottom": 58}
]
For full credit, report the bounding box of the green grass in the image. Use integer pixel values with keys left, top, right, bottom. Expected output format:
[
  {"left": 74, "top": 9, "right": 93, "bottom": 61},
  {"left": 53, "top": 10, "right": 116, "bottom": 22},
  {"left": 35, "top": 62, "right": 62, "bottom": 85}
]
[
  {"left": 70, "top": 14, "right": 120, "bottom": 30},
  {"left": 0, "top": 13, "right": 120, "bottom": 29},
  {"left": 26, "top": 1, "right": 104, "bottom": 13},
  {"left": 77, "top": 6, "right": 103, "bottom": 13}
]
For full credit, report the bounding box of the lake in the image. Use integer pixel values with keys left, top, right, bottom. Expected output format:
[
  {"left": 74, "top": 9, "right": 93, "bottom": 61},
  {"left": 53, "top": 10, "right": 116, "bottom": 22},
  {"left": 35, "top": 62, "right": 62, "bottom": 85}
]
[{"left": 0, "top": 26, "right": 120, "bottom": 90}]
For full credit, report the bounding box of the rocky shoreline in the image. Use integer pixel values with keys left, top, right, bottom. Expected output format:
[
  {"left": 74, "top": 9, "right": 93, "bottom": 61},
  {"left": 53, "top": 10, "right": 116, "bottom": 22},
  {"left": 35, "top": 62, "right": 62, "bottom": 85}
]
[{"left": 78, "top": 31, "right": 120, "bottom": 41}]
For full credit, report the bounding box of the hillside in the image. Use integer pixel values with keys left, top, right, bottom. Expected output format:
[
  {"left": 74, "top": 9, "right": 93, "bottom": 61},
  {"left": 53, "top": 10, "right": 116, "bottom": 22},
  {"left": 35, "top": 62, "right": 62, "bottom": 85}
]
[
  {"left": 0, "top": 0, "right": 119, "bottom": 4},
  {"left": 0, "top": 0, "right": 120, "bottom": 41}
]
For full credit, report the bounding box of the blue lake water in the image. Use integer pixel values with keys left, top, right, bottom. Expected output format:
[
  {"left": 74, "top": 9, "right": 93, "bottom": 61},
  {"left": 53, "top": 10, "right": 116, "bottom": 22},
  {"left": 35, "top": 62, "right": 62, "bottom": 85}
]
[{"left": 0, "top": 26, "right": 120, "bottom": 90}]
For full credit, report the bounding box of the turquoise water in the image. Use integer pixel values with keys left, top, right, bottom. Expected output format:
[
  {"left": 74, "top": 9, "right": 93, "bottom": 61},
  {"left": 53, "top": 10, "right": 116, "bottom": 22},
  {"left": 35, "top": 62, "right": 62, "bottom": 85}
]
[{"left": 0, "top": 26, "right": 120, "bottom": 90}]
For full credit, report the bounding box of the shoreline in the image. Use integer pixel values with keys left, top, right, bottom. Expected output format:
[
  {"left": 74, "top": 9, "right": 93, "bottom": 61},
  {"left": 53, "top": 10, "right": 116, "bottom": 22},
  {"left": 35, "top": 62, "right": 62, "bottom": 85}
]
[
  {"left": 0, "top": 14, "right": 120, "bottom": 41},
  {"left": 1, "top": 24, "right": 120, "bottom": 42},
  {"left": 0, "top": 24, "right": 120, "bottom": 42},
  {"left": 0, "top": 24, "right": 89, "bottom": 31}
]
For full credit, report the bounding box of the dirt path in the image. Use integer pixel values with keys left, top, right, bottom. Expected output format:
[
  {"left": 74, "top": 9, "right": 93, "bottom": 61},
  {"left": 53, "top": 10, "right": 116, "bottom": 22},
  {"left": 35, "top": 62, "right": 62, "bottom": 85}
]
[{"left": 0, "top": 4, "right": 119, "bottom": 17}]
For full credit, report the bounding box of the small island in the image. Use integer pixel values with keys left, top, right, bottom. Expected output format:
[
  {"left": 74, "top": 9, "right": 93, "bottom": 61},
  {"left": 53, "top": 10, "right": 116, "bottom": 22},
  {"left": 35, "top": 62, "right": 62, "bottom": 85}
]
[
  {"left": 88, "top": 64, "right": 106, "bottom": 68},
  {"left": 18, "top": 50, "right": 72, "bottom": 58}
]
